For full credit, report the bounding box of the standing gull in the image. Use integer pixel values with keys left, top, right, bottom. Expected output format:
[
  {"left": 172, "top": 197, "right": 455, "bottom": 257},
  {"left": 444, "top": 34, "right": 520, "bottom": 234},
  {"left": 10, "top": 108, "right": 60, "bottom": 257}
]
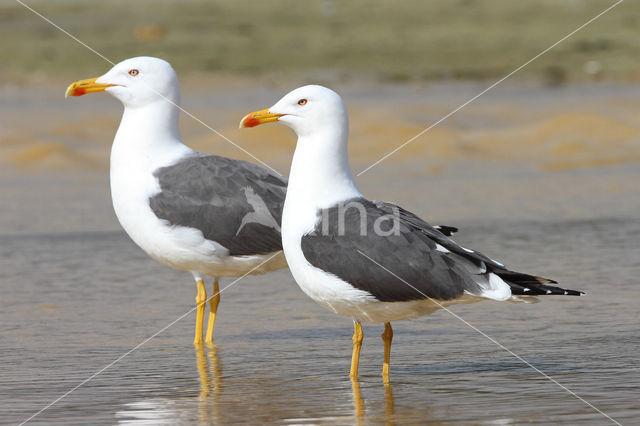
[
  {"left": 65, "top": 57, "right": 287, "bottom": 344},
  {"left": 241, "top": 85, "right": 583, "bottom": 383}
]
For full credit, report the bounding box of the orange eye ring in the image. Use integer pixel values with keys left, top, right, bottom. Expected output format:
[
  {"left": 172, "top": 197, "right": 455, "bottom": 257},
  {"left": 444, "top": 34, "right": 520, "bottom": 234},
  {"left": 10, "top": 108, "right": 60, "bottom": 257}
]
[
  {"left": 298, "top": 99, "right": 307, "bottom": 106},
  {"left": 129, "top": 69, "right": 139, "bottom": 76}
]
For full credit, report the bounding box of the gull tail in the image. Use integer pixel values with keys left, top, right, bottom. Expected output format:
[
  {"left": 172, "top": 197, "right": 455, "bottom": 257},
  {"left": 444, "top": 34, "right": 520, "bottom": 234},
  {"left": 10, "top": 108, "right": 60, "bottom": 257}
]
[{"left": 493, "top": 270, "right": 584, "bottom": 296}]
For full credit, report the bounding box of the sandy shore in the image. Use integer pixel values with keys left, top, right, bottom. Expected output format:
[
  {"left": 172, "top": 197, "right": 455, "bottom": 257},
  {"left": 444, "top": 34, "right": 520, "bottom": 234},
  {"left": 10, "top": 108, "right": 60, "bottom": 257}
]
[
  {"left": 1, "top": 80, "right": 639, "bottom": 234},
  {"left": 2, "top": 81, "right": 639, "bottom": 170}
]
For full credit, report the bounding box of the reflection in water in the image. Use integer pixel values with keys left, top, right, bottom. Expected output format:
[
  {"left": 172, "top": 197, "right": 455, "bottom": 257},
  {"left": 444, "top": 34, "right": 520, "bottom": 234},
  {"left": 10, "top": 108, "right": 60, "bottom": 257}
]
[
  {"left": 195, "top": 343, "right": 223, "bottom": 424},
  {"left": 385, "top": 383, "right": 395, "bottom": 425},
  {"left": 9, "top": 217, "right": 639, "bottom": 423},
  {"left": 351, "top": 380, "right": 396, "bottom": 425},
  {"left": 195, "top": 344, "right": 210, "bottom": 399},
  {"left": 115, "top": 345, "right": 225, "bottom": 424},
  {"left": 352, "top": 380, "right": 365, "bottom": 422}
]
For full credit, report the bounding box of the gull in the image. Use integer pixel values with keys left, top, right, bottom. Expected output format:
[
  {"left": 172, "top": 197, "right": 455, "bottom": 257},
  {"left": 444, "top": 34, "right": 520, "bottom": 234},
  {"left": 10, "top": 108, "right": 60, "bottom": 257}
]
[
  {"left": 241, "top": 84, "right": 583, "bottom": 382},
  {"left": 65, "top": 57, "right": 287, "bottom": 344}
]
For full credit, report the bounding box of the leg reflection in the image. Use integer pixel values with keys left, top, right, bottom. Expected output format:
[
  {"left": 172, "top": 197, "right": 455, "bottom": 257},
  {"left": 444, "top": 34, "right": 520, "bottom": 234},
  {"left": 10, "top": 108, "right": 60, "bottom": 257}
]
[
  {"left": 195, "top": 344, "right": 210, "bottom": 398},
  {"left": 195, "top": 343, "right": 224, "bottom": 423},
  {"left": 384, "top": 382, "right": 395, "bottom": 425},
  {"left": 351, "top": 379, "right": 365, "bottom": 423},
  {"left": 206, "top": 342, "right": 223, "bottom": 395}
]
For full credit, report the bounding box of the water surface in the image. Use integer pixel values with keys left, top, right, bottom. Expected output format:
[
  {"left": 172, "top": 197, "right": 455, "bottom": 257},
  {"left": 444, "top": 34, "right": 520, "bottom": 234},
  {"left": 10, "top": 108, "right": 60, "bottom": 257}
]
[
  {"left": 1, "top": 192, "right": 638, "bottom": 424},
  {"left": 1, "top": 83, "right": 639, "bottom": 424}
]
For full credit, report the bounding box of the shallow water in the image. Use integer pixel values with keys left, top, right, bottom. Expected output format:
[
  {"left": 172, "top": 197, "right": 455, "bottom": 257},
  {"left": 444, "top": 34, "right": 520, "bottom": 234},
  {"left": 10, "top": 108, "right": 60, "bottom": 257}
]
[
  {"left": 1, "top": 172, "right": 639, "bottom": 424},
  {"left": 1, "top": 83, "right": 639, "bottom": 424}
]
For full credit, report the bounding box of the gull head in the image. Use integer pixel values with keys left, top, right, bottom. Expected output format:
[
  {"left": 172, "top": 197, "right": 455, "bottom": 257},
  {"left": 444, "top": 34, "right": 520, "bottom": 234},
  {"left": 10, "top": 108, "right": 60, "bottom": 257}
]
[
  {"left": 240, "top": 85, "right": 348, "bottom": 137},
  {"left": 65, "top": 56, "right": 180, "bottom": 108}
]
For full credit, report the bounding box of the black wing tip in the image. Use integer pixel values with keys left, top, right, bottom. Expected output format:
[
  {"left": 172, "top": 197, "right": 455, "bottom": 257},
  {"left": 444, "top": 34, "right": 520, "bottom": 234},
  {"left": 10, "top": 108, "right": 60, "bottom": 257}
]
[
  {"left": 553, "top": 288, "right": 585, "bottom": 296},
  {"left": 510, "top": 285, "right": 585, "bottom": 296},
  {"left": 433, "top": 225, "right": 459, "bottom": 237},
  {"left": 496, "top": 271, "right": 584, "bottom": 296}
]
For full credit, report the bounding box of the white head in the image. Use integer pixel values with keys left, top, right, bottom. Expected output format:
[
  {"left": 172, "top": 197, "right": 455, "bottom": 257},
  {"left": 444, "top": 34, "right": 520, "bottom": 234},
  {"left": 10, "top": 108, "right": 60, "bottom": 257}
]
[
  {"left": 240, "top": 85, "right": 348, "bottom": 138},
  {"left": 65, "top": 56, "right": 180, "bottom": 108},
  {"left": 241, "top": 85, "right": 360, "bottom": 205}
]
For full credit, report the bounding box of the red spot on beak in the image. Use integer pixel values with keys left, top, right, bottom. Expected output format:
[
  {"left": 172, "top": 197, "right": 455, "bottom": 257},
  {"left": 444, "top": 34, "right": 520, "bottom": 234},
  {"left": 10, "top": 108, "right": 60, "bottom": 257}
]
[
  {"left": 74, "top": 88, "right": 86, "bottom": 96},
  {"left": 239, "top": 109, "right": 281, "bottom": 128},
  {"left": 242, "top": 116, "right": 260, "bottom": 128}
]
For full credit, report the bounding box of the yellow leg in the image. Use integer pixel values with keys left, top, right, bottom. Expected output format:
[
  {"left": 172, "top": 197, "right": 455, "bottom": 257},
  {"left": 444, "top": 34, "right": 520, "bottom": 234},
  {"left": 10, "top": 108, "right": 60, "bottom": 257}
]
[
  {"left": 350, "top": 321, "right": 363, "bottom": 381},
  {"left": 194, "top": 279, "right": 206, "bottom": 345},
  {"left": 205, "top": 279, "right": 220, "bottom": 344},
  {"left": 381, "top": 322, "right": 393, "bottom": 384}
]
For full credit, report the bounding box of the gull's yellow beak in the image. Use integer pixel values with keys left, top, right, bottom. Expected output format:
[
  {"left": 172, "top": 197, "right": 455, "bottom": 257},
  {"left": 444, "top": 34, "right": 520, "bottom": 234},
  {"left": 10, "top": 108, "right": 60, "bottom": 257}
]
[
  {"left": 65, "top": 77, "right": 115, "bottom": 98},
  {"left": 239, "top": 108, "right": 283, "bottom": 128}
]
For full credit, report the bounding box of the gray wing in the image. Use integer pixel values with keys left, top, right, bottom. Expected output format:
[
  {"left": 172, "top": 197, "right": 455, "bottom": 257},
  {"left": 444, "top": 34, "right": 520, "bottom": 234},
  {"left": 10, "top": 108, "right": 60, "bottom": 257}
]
[
  {"left": 372, "top": 200, "right": 583, "bottom": 295},
  {"left": 373, "top": 200, "right": 508, "bottom": 269},
  {"left": 149, "top": 154, "right": 286, "bottom": 256},
  {"left": 301, "top": 198, "right": 582, "bottom": 302},
  {"left": 301, "top": 197, "right": 483, "bottom": 302},
  {"left": 373, "top": 200, "right": 458, "bottom": 236}
]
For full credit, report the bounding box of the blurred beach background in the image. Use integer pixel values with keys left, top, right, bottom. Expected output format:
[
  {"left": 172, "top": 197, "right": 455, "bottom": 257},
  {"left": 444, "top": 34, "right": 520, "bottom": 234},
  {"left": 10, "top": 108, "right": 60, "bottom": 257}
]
[{"left": 1, "top": 0, "right": 639, "bottom": 424}]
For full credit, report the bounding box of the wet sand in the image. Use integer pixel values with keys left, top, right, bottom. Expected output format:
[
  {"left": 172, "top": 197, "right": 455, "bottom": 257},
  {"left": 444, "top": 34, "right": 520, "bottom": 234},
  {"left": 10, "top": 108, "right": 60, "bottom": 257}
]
[{"left": 1, "top": 81, "right": 639, "bottom": 424}]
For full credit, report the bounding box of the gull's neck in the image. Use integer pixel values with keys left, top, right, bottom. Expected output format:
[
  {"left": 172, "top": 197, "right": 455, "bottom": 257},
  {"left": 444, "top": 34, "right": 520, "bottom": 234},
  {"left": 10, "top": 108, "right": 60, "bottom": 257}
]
[
  {"left": 108, "top": 95, "right": 193, "bottom": 242},
  {"left": 111, "top": 100, "right": 191, "bottom": 171},
  {"left": 286, "top": 124, "right": 362, "bottom": 214}
]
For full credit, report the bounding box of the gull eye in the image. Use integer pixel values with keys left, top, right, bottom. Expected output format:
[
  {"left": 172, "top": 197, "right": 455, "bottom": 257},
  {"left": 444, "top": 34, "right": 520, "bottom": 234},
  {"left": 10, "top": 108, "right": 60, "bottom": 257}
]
[
  {"left": 298, "top": 98, "right": 307, "bottom": 106},
  {"left": 128, "top": 69, "right": 139, "bottom": 77}
]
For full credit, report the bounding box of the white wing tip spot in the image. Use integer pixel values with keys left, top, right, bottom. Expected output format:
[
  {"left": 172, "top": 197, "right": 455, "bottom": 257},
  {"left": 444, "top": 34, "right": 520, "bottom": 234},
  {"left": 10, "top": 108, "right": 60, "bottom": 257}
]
[
  {"left": 435, "top": 243, "right": 450, "bottom": 253},
  {"left": 488, "top": 256, "right": 505, "bottom": 267}
]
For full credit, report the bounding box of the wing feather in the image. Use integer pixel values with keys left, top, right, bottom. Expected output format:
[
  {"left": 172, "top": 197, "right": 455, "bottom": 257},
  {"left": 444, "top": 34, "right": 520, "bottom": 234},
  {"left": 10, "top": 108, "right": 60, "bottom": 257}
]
[{"left": 149, "top": 154, "right": 286, "bottom": 256}]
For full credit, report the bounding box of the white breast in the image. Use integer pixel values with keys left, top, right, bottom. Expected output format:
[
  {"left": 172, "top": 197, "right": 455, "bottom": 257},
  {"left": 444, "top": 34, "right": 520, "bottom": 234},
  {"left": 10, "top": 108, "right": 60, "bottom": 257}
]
[{"left": 281, "top": 192, "right": 377, "bottom": 315}]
